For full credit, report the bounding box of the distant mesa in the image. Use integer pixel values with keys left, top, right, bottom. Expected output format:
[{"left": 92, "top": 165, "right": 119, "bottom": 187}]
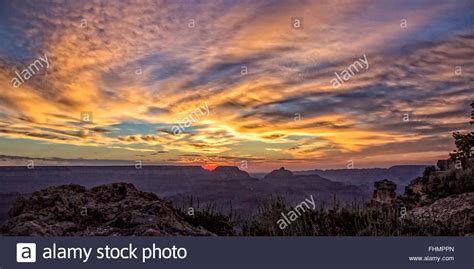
[
  {"left": 212, "top": 166, "right": 252, "bottom": 180},
  {"left": 263, "top": 167, "right": 294, "bottom": 180}
]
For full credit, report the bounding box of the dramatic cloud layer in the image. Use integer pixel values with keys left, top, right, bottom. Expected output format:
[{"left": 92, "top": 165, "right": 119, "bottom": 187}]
[{"left": 0, "top": 0, "right": 472, "bottom": 171}]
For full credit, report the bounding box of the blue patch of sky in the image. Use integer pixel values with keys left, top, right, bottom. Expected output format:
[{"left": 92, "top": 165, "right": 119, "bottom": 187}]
[
  {"left": 148, "top": 58, "right": 192, "bottom": 82},
  {"left": 182, "top": 61, "right": 246, "bottom": 89},
  {"left": 107, "top": 121, "right": 207, "bottom": 138},
  {"left": 351, "top": 1, "right": 473, "bottom": 55},
  {"left": 107, "top": 122, "right": 169, "bottom": 137},
  {"left": 131, "top": 53, "right": 193, "bottom": 84},
  {"left": 408, "top": 7, "right": 473, "bottom": 42},
  {"left": 0, "top": 27, "right": 33, "bottom": 60},
  {"left": 100, "top": 52, "right": 193, "bottom": 90},
  {"left": 182, "top": 51, "right": 277, "bottom": 89},
  {"left": 0, "top": 1, "right": 43, "bottom": 60}
]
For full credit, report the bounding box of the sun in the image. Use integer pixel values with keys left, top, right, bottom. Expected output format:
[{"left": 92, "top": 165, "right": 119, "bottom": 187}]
[{"left": 201, "top": 164, "right": 217, "bottom": 171}]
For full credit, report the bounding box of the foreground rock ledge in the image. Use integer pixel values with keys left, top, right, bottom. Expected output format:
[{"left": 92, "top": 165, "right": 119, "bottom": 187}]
[
  {"left": 406, "top": 192, "right": 474, "bottom": 235},
  {"left": 0, "top": 183, "right": 213, "bottom": 236}
]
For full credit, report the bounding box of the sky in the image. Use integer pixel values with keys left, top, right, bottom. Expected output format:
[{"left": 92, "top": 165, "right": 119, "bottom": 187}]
[{"left": 0, "top": 0, "right": 472, "bottom": 172}]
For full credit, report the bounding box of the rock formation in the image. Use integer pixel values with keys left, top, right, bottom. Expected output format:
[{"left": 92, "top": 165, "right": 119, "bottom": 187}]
[
  {"left": 402, "top": 165, "right": 474, "bottom": 209},
  {"left": 370, "top": 179, "right": 397, "bottom": 207},
  {"left": 212, "top": 166, "right": 252, "bottom": 180},
  {"left": 263, "top": 167, "right": 294, "bottom": 180},
  {"left": 405, "top": 192, "right": 473, "bottom": 235},
  {"left": 0, "top": 183, "right": 213, "bottom": 236},
  {"left": 368, "top": 163, "right": 474, "bottom": 235},
  {"left": 294, "top": 165, "right": 426, "bottom": 194}
]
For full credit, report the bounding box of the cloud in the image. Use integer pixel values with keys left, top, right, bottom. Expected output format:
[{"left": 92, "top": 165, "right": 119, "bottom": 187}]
[{"left": 0, "top": 0, "right": 472, "bottom": 170}]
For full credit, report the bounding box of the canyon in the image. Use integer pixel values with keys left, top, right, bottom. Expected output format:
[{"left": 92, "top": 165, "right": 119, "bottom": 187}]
[{"left": 0, "top": 165, "right": 426, "bottom": 223}]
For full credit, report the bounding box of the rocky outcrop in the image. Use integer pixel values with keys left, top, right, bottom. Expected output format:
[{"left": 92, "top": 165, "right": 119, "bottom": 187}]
[
  {"left": 263, "top": 167, "right": 294, "bottom": 180},
  {"left": 212, "top": 166, "right": 252, "bottom": 180},
  {"left": 0, "top": 183, "right": 213, "bottom": 236},
  {"left": 402, "top": 165, "right": 474, "bottom": 209},
  {"left": 370, "top": 179, "right": 397, "bottom": 207},
  {"left": 405, "top": 192, "right": 473, "bottom": 235}
]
